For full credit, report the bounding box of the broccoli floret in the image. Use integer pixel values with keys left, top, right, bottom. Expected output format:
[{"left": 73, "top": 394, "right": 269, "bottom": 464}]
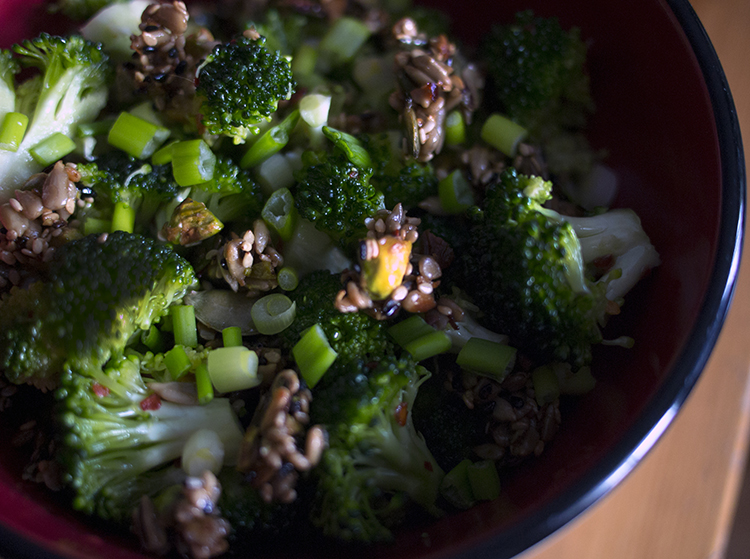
[
  {"left": 56, "top": 353, "right": 243, "bottom": 522},
  {"left": 0, "top": 34, "right": 111, "bottom": 200},
  {"left": 280, "top": 270, "right": 391, "bottom": 361},
  {"left": 361, "top": 132, "right": 438, "bottom": 209},
  {"left": 310, "top": 355, "right": 444, "bottom": 542},
  {"left": 294, "top": 150, "right": 385, "bottom": 246},
  {"left": 458, "top": 168, "right": 658, "bottom": 368},
  {"left": 77, "top": 152, "right": 263, "bottom": 235},
  {"left": 196, "top": 35, "right": 295, "bottom": 144},
  {"left": 0, "top": 231, "right": 197, "bottom": 387},
  {"left": 481, "top": 11, "right": 593, "bottom": 138}
]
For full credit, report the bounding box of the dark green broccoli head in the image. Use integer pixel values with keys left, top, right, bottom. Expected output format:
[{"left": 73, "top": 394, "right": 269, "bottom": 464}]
[
  {"left": 294, "top": 151, "right": 385, "bottom": 246},
  {"left": 196, "top": 35, "right": 295, "bottom": 143},
  {"left": 310, "top": 355, "right": 443, "bottom": 542},
  {"left": 460, "top": 168, "right": 605, "bottom": 367},
  {"left": 0, "top": 231, "right": 197, "bottom": 386},
  {"left": 361, "top": 133, "right": 438, "bottom": 209},
  {"left": 481, "top": 11, "right": 593, "bottom": 138},
  {"left": 280, "top": 270, "right": 392, "bottom": 362}
]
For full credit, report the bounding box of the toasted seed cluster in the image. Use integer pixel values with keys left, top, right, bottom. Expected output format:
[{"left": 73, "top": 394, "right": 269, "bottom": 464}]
[
  {"left": 132, "top": 471, "right": 230, "bottom": 559},
  {"left": 335, "top": 204, "right": 444, "bottom": 318},
  {"left": 0, "top": 161, "right": 86, "bottom": 291},
  {"left": 126, "top": 1, "right": 216, "bottom": 125},
  {"left": 390, "top": 18, "right": 482, "bottom": 162},
  {"left": 204, "top": 219, "right": 284, "bottom": 295},
  {"left": 452, "top": 368, "right": 561, "bottom": 464},
  {"left": 237, "top": 369, "right": 326, "bottom": 504}
]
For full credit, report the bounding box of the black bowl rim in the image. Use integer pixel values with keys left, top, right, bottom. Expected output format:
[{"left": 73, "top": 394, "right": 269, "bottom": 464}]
[
  {"left": 445, "top": 1, "right": 747, "bottom": 558},
  {"left": 0, "top": 1, "right": 745, "bottom": 559}
]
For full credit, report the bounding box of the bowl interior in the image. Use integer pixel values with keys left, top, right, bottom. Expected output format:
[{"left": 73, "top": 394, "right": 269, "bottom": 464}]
[{"left": 0, "top": 1, "right": 739, "bottom": 559}]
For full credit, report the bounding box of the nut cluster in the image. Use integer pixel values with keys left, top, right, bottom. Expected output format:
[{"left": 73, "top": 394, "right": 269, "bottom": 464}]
[
  {"left": 0, "top": 161, "right": 86, "bottom": 290},
  {"left": 205, "top": 219, "right": 284, "bottom": 295},
  {"left": 132, "top": 471, "right": 230, "bottom": 559},
  {"left": 335, "top": 204, "right": 444, "bottom": 319},
  {"left": 237, "top": 369, "right": 326, "bottom": 504},
  {"left": 127, "top": 1, "right": 216, "bottom": 124},
  {"left": 390, "top": 18, "right": 482, "bottom": 162}
]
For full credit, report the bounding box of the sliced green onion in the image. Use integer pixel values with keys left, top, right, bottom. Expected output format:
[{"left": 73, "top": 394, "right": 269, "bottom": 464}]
[
  {"left": 251, "top": 293, "right": 296, "bottom": 335},
  {"left": 207, "top": 346, "right": 261, "bottom": 393},
  {"left": 171, "top": 139, "right": 216, "bottom": 187},
  {"left": 293, "top": 324, "right": 337, "bottom": 389},
  {"left": 261, "top": 187, "right": 298, "bottom": 241},
  {"left": 29, "top": 133, "right": 76, "bottom": 165},
  {"left": 440, "top": 459, "right": 475, "bottom": 510},
  {"left": 111, "top": 201, "right": 135, "bottom": 233},
  {"left": 444, "top": 110, "right": 466, "bottom": 146},
  {"left": 531, "top": 364, "right": 560, "bottom": 406},
  {"left": 560, "top": 366, "right": 596, "bottom": 395},
  {"left": 299, "top": 94, "right": 331, "bottom": 129},
  {"left": 456, "top": 338, "right": 517, "bottom": 383},
  {"left": 438, "top": 169, "right": 474, "bottom": 214},
  {"left": 221, "top": 326, "right": 243, "bottom": 348},
  {"left": 404, "top": 330, "right": 452, "bottom": 362},
  {"left": 322, "top": 126, "right": 372, "bottom": 169},
  {"left": 171, "top": 305, "right": 198, "bottom": 348},
  {"left": 319, "top": 16, "right": 371, "bottom": 67},
  {"left": 151, "top": 140, "right": 178, "bottom": 165},
  {"left": 388, "top": 315, "right": 437, "bottom": 348},
  {"left": 141, "top": 325, "right": 166, "bottom": 353},
  {"left": 480, "top": 113, "right": 528, "bottom": 156},
  {"left": 0, "top": 112, "right": 29, "bottom": 151},
  {"left": 181, "top": 428, "right": 223, "bottom": 476},
  {"left": 107, "top": 111, "right": 170, "bottom": 159},
  {"left": 466, "top": 460, "right": 501, "bottom": 501},
  {"left": 194, "top": 363, "right": 215, "bottom": 404},
  {"left": 76, "top": 118, "right": 115, "bottom": 138},
  {"left": 277, "top": 266, "right": 299, "bottom": 291},
  {"left": 241, "top": 110, "right": 300, "bottom": 169},
  {"left": 165, "top": 345, "right": 192, "bottom": 380}
]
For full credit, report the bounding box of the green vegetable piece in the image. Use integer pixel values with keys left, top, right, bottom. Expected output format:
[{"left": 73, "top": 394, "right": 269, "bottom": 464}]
[
  {"left": 560, "top": 365, "right": 596, "bottom": 395},
  {"left": 277, "top": 266, "right": 299, "bottom": 291},
  {"left": 240, "top": 109, "right": 300, "bottom": 169},
  {"left": 111, "top": 200, "right": 135, "bottom": 233},
  {"left": 76, "top": 118, "right": 114, "bottom": 138},
  {"left": 388, "top": 315, "right": 436, "bottom": 348},
  {"left": 221, "top": 326, "right": 243, "bottom": 348},
  {"left": 323, "top": 126, "right": 372, "bottom": 169},
  {"left": 107, "top": 111, "right": 170, "bottom": 159},
  {"left": 456, "top": 338, "right": 517, "bottom": 383},
  {"left": 140, "top": 325, "right": 165, "bottom": 353},
  {"left": 171, "top": 139, "right": 216, "bottom": 187},
  {"left": 444, "top": 110, "right": 466, "bottom": 146},
  {"left": 438, "top": 169, "right": 473, "bottom": 214},
  {"left": 195, "top": 364, "right": 215, "bottom": 405},
  {"left": 440, "top": 459, "right": 475, "bottom": 509},
  {"left": 0, "top": 111, "right": 28, "bottom": 151},
  {"left": 250, "top": 293, "right": 296, "bottom": 336},
  {"left": 319, "top": 16, "right": 371, "bottom": 66},
  {"left": 207, "top": 346, "right": 261, "bottom": 393},
  {"left": 292, "top": 323, "right": 338, "bottom": 388},
  {"left": 466, "top": 460, "right": 501, "bottom": 501},
  {"left": 29, "top": 132, "right": 75, "bottom": 165},
  {"left": 165, "top": 344, "right": 192, "bottom": 380},
  {"left": 171, "top": 305, "right": 197, "bottom": 348},
  {"left": 480, "top": 113, "right": 528, "bottom": 156},
  {"left": 531, "top": 364, "right": 560, "bottom": 406},
  {"left": 404, "top": 330, "right": 452, "bottom": 362},
  {"left": 151, "top": 140, "right": 177, "bottom": 165},
  {"left": 261, "top": 187, "right": 297, "bottom": 241}
]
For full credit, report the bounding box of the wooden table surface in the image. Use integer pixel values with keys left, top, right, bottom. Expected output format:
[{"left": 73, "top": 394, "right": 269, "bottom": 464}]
[{"left": 523, "top": 1, "right": 750, "bottom": 558}]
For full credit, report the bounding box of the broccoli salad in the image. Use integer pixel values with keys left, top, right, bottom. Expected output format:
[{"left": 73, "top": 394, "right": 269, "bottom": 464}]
[{"left": 0, "top": 0, "right": 660, "bottom": 557}]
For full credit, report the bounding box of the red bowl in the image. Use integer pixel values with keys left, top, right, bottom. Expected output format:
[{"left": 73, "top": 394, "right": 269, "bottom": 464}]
[{"left": 0, "top": 1, "right": 744, "bottom": 558}]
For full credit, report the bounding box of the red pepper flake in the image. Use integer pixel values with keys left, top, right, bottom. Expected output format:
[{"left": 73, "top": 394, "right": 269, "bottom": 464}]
[
  {"left": 394, "top": 402, "right": 408, "bottom": 427},
  {"left": 424, "top": 461, "right": 434, "bottom": 472},
  {"left": 91, "top": 383, "right": 109, "bottom": 398},
  {"left": 140, "top": 393, "right": 162, "bottom": 411}
]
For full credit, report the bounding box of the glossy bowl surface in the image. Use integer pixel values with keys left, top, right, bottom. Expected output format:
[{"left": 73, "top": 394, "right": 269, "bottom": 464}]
[{"left": 0, "top": 1, "right": 744, "bottom": 558}]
